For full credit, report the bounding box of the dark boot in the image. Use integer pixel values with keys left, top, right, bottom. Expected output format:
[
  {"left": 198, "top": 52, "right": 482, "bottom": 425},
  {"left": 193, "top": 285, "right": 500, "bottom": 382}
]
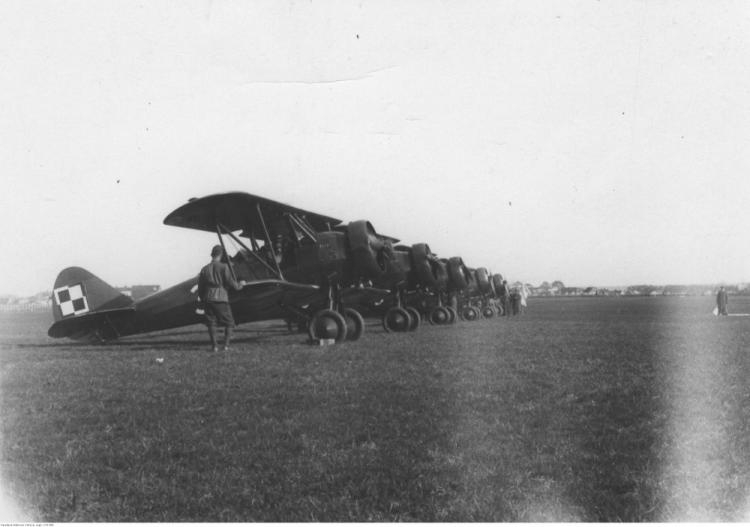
[
  {"left": 208, "top": 325, "right": 218, "bottom": 352},
  {"left": 223, "top": 326, "right": 233, "bottom": 351}
]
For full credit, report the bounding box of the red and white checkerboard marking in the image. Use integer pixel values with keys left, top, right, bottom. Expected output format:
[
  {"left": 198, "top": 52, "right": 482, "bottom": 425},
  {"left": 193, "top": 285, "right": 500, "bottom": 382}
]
[{"left": 53, "top": 283, "right": 89, "bottom": 317}]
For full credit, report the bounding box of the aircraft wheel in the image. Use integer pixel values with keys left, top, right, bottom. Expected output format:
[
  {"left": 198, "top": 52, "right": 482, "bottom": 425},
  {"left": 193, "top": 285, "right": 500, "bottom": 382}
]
[
  {"left": 482, "top": 306, "right": 495, "bottom": 319},
  {"left": 308, "top": 309, "right": 347, "bottom": 343},
  {"left": 429, "top": 306, "right": 450, "bottom": 325},
  {"left": 342, "top": 308, "right": 365, "bottom": 341},
  {"left": 383, "top": 306, "right": 412, "bottom": 333},
  {"left": 445, "top": 306, "right": 458, "bottom": 324},
  {"left": 406, "top": 307, "right": 421, "bottom": 331},
  {"left": 462, "top": 306, "right": 479, "bottom": 321}
]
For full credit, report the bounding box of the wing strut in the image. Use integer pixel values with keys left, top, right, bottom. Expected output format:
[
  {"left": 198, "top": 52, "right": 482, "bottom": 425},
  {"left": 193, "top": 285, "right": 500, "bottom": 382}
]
[
  {"left": 287, "top": 213, "right": 318, "bottom": 242},
  {"left": 256, "top": 203, "right": 284, "bottom": 280},
  {"left": 218, "top": 222, "right": 281, "bottom": 280},
  {"left": 215, "top": 224, "right": 238, "bottom": 282}
]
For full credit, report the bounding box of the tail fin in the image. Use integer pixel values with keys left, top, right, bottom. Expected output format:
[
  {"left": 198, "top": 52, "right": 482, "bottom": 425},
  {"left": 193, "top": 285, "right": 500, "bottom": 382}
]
[{"left": 51, "top": 267, "right": 133, "bottom": 322}]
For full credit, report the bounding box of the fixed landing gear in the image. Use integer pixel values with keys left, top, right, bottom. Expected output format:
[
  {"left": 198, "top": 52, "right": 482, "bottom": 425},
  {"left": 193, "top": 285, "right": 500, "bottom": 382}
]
[
  {"left": 427, "top": 305, "right": 458, "bottom": 326},
  {"left": 382, "top": 306, "right": 412, "bottom": 332},
  {"left": 428, "top": 306, "right": 450, "bottom": 325},
  {"left": 445, "top": 306, "right": 457, "bottom": 324},
  {"left": 308, "top": 308, "right": 348, "bottom": 343},
  {"left": 461, "top": 305, "right": 479, "bottom": 321},
  {"left": 406, "top": 307, "right": 421, "bottom": 331},
  {"left": 342, "top": 307, "right": 365, "bottom": 341},
  {"left": 306, "top": 293, "right": 367, "bottom": 344}
]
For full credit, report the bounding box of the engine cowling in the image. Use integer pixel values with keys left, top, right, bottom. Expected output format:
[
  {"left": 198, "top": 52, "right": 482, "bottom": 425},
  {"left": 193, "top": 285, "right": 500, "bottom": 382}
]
[
  {"left": 464, "top": 268, "right": 479, "bottom": 295},
  {"left": 411, "top": 243, "right": 449, "bottom": 291},
  {"left": 476, "top": 267, "right": 492, "bottom": 295},
  {"left": 491, "top": 273, "right": 504, "bottom": 296},
  {"left": 447, "top": 257, "right": 471, "bottom": 291},
  {"left": 378, "top": 246, "right": 411, "bottom": 287},
  {"left": 347, "top": 220, "right": 391, "bottom": 280}
]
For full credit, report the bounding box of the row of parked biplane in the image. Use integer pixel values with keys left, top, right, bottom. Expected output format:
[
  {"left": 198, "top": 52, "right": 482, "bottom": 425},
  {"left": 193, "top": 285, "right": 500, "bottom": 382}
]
[{"left": 48, "top": 192, "right": 511, "bottom": 343}]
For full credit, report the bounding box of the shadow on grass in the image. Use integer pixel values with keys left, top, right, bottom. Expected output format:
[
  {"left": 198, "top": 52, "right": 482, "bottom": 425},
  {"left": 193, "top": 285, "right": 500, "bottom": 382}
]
[{"left": 19, "top": 326, "right": 300, "bottom": 350}]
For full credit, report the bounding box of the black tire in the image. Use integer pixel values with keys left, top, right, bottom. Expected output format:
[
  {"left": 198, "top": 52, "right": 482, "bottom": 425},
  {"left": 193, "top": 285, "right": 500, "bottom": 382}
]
[
  {"left": 482, "top": 305, "right": 495, "bottom": 319},
  {"left": 406, "top": 307, "right": 421, "bottom": 331},
  {"left": 461, "top": 306, "right": 479, "bottom": 321},
  {"left": 382, "top": 306, "right": 412, "bottom": 333},
  {"left": 445, "top": 306, "right": 458, "bottom": 324},
  {"left": 342, "top": 307, "right": 365, "bottom": 341},
  {"left": 308, "top": 309, "right": 347, "bottom": 343},
  {"left": 429, "top": 306, "right": 450, "bottom": 325}
]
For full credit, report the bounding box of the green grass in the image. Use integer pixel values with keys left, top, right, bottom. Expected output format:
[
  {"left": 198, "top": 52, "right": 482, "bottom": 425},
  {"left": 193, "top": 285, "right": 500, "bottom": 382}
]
[{"left": 2, "top": 296, "right": 750, "bottom": 521}]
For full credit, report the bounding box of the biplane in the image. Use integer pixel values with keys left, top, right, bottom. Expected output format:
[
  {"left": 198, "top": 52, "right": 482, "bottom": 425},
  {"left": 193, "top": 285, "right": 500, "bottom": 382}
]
[
  {"left": 367, "top": 245, "right": 471, "bottom": 328},
  {"left": 47, "top": 192, "right": 453, "bottom": 344},
  {"left": 454, "top": 268, "right": 506, "bottom": 321}
]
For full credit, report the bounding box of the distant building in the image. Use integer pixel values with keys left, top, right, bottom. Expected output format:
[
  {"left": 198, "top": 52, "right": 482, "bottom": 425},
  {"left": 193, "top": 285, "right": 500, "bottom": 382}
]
[{"left": 0, "top": 293, "right": 51, "bottom": 312}]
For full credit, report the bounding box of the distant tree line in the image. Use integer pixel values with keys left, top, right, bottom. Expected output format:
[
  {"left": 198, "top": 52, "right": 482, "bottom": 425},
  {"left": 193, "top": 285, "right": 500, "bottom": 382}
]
[{"left": 529, "top": 282, "right": 750, "bottom": 297}]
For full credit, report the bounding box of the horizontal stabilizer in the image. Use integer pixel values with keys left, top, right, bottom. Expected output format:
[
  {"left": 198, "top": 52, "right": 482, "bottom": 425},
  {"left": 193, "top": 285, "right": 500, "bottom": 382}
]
[{"left": 47, "top": 306, "right": 136, "bottom": 340}]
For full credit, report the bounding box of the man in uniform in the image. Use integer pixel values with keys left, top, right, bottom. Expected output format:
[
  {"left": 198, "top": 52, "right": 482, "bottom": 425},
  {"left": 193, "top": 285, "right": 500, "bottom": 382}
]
[
  {"left": 198, "top": 245, "right": 246, "bottom": 352},
  {"left": 509, "top": 286, "right": 521, "bottom": 316},
  {"left": 716, "top": 286, "right": 729, "bottom": 316},
  {"left": 498, "top": 280, "right": 510, "bottom": 316}
]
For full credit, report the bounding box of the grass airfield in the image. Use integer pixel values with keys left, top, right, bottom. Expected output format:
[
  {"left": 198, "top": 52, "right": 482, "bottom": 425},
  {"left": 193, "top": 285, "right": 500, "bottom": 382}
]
[{"left": 2, "top": 296, "right": 750, "bottom": 521}]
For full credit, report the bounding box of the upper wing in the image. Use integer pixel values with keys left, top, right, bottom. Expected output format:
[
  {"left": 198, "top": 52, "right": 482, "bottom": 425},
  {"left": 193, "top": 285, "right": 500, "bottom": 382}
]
[{"left": 163, "top": 192, "right": 342, "bottom": 235}]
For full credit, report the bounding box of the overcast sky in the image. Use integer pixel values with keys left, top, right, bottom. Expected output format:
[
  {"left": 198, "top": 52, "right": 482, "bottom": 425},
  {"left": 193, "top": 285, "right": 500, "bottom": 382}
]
[{"left": 1, "top": 1, "right": 749, "bottom": 296}]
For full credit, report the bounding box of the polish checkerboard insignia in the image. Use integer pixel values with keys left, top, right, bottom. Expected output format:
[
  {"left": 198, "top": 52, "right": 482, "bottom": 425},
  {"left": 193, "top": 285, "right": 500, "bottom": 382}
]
[{"left": 54, "top": 283, "right": 90, "bottom": 317}]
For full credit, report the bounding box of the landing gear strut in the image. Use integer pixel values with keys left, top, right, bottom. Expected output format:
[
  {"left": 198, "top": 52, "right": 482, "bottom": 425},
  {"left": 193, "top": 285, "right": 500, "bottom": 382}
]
[
  {"left": 305, "top": 284, "right": 367, "bottom": 344},
  {"left": 382, "top": 288, "right": 420, "bottom": 333}
]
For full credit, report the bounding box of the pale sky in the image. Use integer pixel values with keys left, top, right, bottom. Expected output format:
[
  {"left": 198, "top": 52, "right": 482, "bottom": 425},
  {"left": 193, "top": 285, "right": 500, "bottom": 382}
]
[{"left": 1, "top": 1, "right": 749, "bottom": 296}]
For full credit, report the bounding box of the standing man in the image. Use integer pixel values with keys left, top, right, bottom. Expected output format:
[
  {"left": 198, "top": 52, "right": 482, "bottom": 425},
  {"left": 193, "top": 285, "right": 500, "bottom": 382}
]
[
  {"left": 198, "top": 245, "right": 245, "bottom": 352},
  {"left": 510, "top": 287, "right": 521, "bottom": 316},
  {"left": 499, "top": 280, "right": 510, "bottom": 316},
  {"left": 716, "top": 286, "right": 729, "bottom": 316},
  {"left": 520, "top": 283, "right": 530, "bottom": 314}
]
